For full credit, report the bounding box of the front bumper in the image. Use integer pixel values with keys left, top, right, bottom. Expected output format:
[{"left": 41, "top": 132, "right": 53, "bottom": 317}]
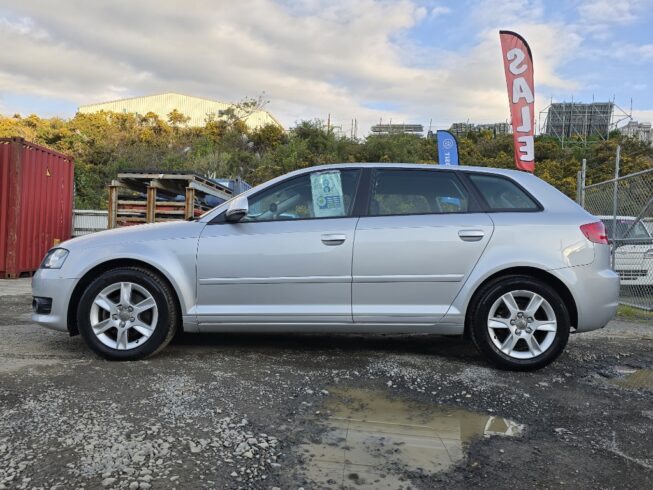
[
  {"left": 31, "top": 269, "right": 77, "bottom": 333},
  {"left": 613, "top": 249, "right": 652, "bottom": 286},
  {"left": 614, "top": 267, "right": 653, "bottom": 286}
]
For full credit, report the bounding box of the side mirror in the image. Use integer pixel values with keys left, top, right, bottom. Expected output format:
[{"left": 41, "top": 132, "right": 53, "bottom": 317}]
[{"left": 225, "top": 195, "right": 248, "bottom": 222}]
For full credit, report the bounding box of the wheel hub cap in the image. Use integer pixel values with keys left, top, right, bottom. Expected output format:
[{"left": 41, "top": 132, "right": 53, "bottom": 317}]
[
  {"left": 89, "top": 281, "right": 158, "bottom": 351},
  {"left": 486, "top": 289, "right": 558, "bottom": 360}
]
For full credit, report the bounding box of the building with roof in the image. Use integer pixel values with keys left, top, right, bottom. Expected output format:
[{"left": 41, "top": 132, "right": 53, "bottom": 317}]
[
  {"left": 370, "top": 123, "right": 424, "bottom": 135},
  {"left": 78, "top": 92, "right": 282, "bottom": 130},
  {"left": 620, "top": 120, "right": 652, "bottom": 146},
  {"left": 448, "top": 122, "right": 512, "bottom": 137}
]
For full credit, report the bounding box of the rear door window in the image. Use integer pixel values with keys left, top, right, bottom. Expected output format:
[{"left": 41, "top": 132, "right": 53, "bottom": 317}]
[
  {"left": 468, "top": 174, "right": 539, "bottom": 211},
  {"left": 369, "top": 170, "right": 471, "bottom": 216}
]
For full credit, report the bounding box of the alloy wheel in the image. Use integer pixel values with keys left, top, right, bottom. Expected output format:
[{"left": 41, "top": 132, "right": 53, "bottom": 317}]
[
  {"left": 89, "top": 282, "right": 158, "bottom": 350},
  {"left": 486, "top": 289, "right": 557, "bottom": 359}
]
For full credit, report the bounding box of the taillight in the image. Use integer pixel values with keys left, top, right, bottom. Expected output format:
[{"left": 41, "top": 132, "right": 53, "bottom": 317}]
[{"left": 580, "top": 221, "right": 608, "bottom": 244}]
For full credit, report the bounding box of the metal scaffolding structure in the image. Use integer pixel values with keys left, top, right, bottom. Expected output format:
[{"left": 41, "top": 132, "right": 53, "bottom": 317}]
[{"left": 539, "top": 98, "right": 632, "bottom": 147}]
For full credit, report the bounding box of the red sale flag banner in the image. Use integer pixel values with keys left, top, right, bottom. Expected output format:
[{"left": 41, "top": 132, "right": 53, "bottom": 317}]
[{"left": 499, "top": 30, "right": 535, "bottom": 172}]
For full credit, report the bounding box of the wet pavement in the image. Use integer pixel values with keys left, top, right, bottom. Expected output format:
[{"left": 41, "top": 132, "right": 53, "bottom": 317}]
[
  {"left": 299, "top": 388, "right": 523, "bottom": 489},
  {"left": 0, "top": 281, "right": 652, "bottom": 489},
  {"left": 603, "top": 366, "right": 653, "bottom": 391}
]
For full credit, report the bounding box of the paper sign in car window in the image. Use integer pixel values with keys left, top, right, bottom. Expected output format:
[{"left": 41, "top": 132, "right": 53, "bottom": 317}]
[{"left": 311, "top": 171, "right": 345, "bottom": 217}]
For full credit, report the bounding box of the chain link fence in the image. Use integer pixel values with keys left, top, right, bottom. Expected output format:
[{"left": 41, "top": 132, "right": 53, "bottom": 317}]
[{"left": 582, "top": 167, "right": 653, "bottom": 311}]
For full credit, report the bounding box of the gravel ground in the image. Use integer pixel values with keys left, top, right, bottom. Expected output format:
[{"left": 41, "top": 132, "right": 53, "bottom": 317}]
[{"left": 1, "top": 282, "right": 652, "bottom": 489}]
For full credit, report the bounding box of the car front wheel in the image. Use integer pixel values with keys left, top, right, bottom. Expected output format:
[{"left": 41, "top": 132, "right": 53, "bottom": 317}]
[
  {"left": 468, "top": 275, "right": 570, "bottom": 371},
  {"left": 77, "top": 267, "right": 178, "bottom": 361}
]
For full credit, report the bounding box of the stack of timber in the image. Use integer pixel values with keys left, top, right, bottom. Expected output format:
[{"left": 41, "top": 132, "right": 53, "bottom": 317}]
[{"left": 108, "top": 171, "right": 233, "bottom": 228}]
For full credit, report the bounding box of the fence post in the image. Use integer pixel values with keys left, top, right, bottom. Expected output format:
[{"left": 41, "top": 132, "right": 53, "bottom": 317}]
[
  {"left": 580, "top": 158, "right": 586, "bottom": 208},
  {"left": 184, "top": 187, "right": 195, "bottom": 220},
  {"left": 611, "top": 145, "right": 620, "bottom": 268},
  {"left": 146, "top": 185, "right": 157, "bottom": 223},
  {"left": 107, "top": 183, "right": 119, "bottom": 229}
]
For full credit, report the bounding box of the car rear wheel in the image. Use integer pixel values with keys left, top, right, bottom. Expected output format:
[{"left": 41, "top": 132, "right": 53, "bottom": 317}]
[
  {"left": 77, "top": 267, "right": 178, "bottom": 361},
  {"left": 468, "top": 275, "right": 570, "bottom": 371}
]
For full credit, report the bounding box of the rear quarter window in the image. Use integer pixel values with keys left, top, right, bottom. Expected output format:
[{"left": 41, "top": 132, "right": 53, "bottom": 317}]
[{"left": 468, "top": 174, "right": 540, "bottom": 211}]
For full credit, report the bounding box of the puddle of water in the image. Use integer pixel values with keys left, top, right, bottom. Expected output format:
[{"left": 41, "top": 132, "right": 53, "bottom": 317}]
[
  {"left": 298, "top": 388, "right": 523, "bottom": 489},
  {"left": 609, "top": 367, "right": 653, "bottom": 391}
]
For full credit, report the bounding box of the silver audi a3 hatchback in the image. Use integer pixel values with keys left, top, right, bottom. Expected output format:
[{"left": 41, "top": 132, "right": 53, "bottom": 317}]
[{"left": 32, "top": 164, "right": 619, "bottom": 370}]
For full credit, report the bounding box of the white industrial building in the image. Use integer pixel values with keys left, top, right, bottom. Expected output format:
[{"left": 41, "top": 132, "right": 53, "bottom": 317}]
[{"left": 78, "top": 92, "right": 282, "bottom": 130}]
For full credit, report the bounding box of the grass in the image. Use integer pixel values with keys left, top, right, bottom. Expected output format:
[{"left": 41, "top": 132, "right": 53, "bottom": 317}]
[{"left": 617, "top": 304, "right": 653, "bottom": 322}]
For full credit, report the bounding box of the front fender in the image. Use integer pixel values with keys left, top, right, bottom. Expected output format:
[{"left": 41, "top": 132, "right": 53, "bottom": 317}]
[{"left": 61, "top": 237, "right": 199, "bottom": 317}]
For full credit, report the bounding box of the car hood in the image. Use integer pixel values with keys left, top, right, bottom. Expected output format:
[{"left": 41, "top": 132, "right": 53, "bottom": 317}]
[{"left": 60, "top": 221, "right": 206, "bottom": 251}]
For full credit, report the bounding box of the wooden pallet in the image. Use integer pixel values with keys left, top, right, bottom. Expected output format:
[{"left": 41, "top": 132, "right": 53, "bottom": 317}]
[{"left": 108, "top": 172, "right": 232, "bottom": 228}]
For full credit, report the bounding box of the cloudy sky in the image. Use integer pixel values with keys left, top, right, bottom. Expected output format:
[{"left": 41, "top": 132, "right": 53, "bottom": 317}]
[{"left": 0, "top": 0, "right": 651, "bottom": 134}]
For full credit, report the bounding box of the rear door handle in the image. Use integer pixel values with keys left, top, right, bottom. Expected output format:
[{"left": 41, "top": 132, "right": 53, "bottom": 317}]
[
  {"left": 458, "top": 229, "right": 485, "bottom": 242},
  {"left": 321, "top": 234, "right": 346, "bottom": 245}
]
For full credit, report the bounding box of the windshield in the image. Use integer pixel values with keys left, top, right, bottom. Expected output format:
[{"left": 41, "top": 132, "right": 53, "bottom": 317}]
[{"left": 601, "top": 219, "right": 652, "bottom": 240}]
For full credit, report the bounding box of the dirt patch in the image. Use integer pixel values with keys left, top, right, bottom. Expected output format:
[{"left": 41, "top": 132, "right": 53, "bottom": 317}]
[{"left": 1, "top": 292, "right": 652, "bottom": 489}]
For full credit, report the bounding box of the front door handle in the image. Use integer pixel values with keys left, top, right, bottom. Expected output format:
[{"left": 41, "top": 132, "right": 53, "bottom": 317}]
[
  {"left": 321, "top": 234, "right": 346, "bottom": 246},
  {"left": 458, "top": 229, "right": 485, "bottom": 242}
]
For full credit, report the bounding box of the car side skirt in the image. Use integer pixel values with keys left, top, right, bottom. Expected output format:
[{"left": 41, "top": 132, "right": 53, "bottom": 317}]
[{"left": 192, "top": 322, "right": 464, "bottom": 335}]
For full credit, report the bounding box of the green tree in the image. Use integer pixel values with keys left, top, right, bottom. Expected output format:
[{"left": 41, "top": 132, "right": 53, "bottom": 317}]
[
  {"left": 1, "top": 108, "right": 651, "bottom": 209},
  {"left": 167, "top": 109, "right": 191, "bottom": 127}
]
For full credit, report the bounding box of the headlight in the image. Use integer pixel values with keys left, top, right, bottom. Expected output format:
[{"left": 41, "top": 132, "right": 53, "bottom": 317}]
[
  {"left": 41, "top": 248, "right": 69, "bottom": 269},
  {"left": 646, "top": 249, "right": 653, "bottom": 259}
]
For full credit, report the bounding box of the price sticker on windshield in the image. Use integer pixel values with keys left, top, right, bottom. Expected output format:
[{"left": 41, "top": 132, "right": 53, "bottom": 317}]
[{"left": 310, "top": 171, "right": 345, "bottom": 217}]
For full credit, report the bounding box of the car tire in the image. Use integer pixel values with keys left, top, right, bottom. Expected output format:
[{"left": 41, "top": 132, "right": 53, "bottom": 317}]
[
  {"left": 468, "top": 275, "right": 570, "bottom": 371},
  {"left": 77, "top": 267, "right": 179, "bottom": 361}
]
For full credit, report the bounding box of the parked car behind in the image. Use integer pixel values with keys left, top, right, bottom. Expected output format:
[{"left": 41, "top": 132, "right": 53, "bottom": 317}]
[
  {"left": 32, "top": 164, "right": 619, "bottom": 370},
  {"left": 598, "top": 215, "right": 653, "bottom": 286}
]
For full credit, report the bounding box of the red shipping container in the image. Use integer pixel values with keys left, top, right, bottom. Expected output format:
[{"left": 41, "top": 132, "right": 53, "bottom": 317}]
[{"left": 0, "top": 137, "right": 74, "bottom": 278}]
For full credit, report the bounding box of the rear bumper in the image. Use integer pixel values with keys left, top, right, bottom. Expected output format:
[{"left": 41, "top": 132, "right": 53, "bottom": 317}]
[
  {"left": 553, "top": 264, "right": 619, "bottom": 332},
  {"left": 31, "top": 269, "right": 77, "bottom": 333}
]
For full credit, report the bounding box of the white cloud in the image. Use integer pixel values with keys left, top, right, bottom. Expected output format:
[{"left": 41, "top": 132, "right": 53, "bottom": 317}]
[
  {"left": 471, "top": 0, "right": 545, "bottom": 25},
  {"left": 430, "top": 6, "right": 451, "bottom": 18},
  {"left": 578, "top": 0, "right": 648, "bottom": 25},
  {"left": 625, "top": 82, "right": 648, "bottom": 90},
  {"left": 0, "top": 15, "right": 49, "bottom": 40},
  {"left": 0, "top": 0, "right": 584, "bottom": 132},
  {"left": 584, "top": 42, "right": 653, "bottom": 62},
  {"left": 632, "top": 109, "right": 653, "bottom": 123}
]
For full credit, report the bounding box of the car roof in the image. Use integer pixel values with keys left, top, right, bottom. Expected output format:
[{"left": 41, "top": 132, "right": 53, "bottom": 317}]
[{"left": 289, "top": 162, "right": 525, "bottom": 176}]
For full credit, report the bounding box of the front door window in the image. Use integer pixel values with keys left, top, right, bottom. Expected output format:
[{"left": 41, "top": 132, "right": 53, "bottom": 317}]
[{"left": 244, "top": 169, "right": 360, "bottom": 222}]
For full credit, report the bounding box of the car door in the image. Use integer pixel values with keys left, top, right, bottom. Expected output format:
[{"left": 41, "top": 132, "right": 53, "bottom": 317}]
[
  {"left": 352, "top": 168, "right": 493, "bottom": 324},
  {"left": 196, "top": 168, "right": 361, "bottom": 328}
]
